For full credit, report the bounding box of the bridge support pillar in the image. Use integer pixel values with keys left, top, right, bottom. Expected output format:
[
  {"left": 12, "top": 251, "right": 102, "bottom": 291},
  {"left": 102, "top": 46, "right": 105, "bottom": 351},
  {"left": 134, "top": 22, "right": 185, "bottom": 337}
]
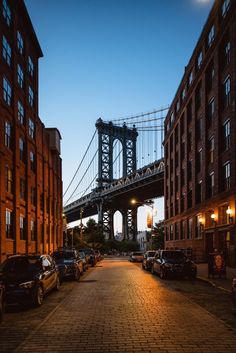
[{"left": 122, "top": 208, "right": 137, "bottom": 241}]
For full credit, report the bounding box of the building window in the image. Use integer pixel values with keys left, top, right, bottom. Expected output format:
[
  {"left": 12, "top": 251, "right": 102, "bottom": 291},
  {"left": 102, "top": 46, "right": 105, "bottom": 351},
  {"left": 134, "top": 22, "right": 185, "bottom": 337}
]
[
  {"left": 3, "top": 76, "right": 11, "bottom": 105},
  {"left": 196, "top": 215, "right": 203, "bottom": 239},
  {"left": 196, "top": 118, "right": 202, "bottom": 140},
  {"left": 208, "top": 25, "right": 215, "bottom": 47},
  {"left": 30, "top": 151, "right": 36, "bottom": 172},
  {"left": 19, "top": 138, "right": 25, "bottom": 161},
  {"left": 176, "top": 100, "right": 180, "bottom": 113},
  {"left": 224, "top": 41, "right": 231, "bottom": 66},
  {"left": 5, "top": 165, "right": 12, "bottom": 193},
  {"left": 170, "top": 224, "right": 173, "bottom": 241},
  {"left": 223, "top": 76, "right": 230, "bottom": 109},
  {"left": 17, "top": 100, "right": 24, "bottom": 124},
  {"left": 180, "top": 220, "right": 184, "bottom": 240},
  {"left": 207, "top": 98, "right": 214, "bottom": 126},
  {"left": 2, "top": 35, "right": 11, "bottom": 65},
  {"left": 187, "top": 218, "right": 193, "bottom": 239},
  {"left": 29, "top": 118, "right": 35, "bottom": 139},
  {"left": 5, "top": 120, "right": 12, "bottom": 148},
  {"left": 6, "top": 209, "right": 13, "bottom": 239},
  {"left": 28, "top": 86, "right": 34, "bottom": 107},
  {"left": 195, "top": 83, "right": 202, "bottom": 110},
  {"left": 17, "top": 64, "right": 24, "bottom": 88},
  {"left": 223, "top": 119, "right": 230, "bottom": 150},
  {"left": 20, "top": 215, "right": 26, "bottom": 240},
  {"left": 206, "top": 62, "right": 214, "bottom": 92},
  {"left": 20, "top": 178, "right": 25, "bottom": 199},
  {"left": 188, "top": 71, "right": 193, "bottom": 87},
  {"left": 197, "top": 51, "right": 203, "bottom": 69},
  {"left": 196, "top": 149, "right": 202, "bottom": 173},
  {"left": 222, "top": 161, "right": 230, "bottom": 191},
  {"left": 31, "top": 219, "right": 36, "bottom": 241},
  {"left": 196, "top": 181, "right": 202, "bottom": 204},
  {"left": 222, "top": 0, "right": 230, "bottom": 17},
  {"left": 209, "top": 137, "right": 214, "bottom": 164},
  {"left": 2, "top": 0, "right": 11, "bottom": 26},
  {"left": 28, "top": 56, "right": 34, "bottom": 76},
  {"left": 181, "top": 87, "right": 186, "bottom": 101},
  {"left": 207, "top": 172, "right": 214, "bottom": 198},
  {"left": 17, "top": 31, "right": 24, "bottom": 55},
  {"left": 31, "top": 187, "right": 36, "bottom": 206}
]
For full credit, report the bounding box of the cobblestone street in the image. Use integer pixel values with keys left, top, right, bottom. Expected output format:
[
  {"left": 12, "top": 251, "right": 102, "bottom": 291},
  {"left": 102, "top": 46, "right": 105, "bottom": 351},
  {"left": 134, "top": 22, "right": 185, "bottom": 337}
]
[{"left": 1, "top": 258, "right": 236, "bottom": 353}]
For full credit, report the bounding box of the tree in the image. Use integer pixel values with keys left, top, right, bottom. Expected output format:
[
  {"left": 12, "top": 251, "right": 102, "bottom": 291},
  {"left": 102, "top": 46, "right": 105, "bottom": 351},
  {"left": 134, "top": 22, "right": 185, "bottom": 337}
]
[
  {"left": 152, "top": 221, "right": 164, "bottom": 249},
  {"left": 83, "top": 218, "right": 105, "bottom": 249}
]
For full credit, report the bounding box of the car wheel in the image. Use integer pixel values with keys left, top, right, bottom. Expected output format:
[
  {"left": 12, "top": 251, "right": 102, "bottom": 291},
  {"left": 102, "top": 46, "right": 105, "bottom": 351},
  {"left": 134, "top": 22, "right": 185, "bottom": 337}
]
[
  {"left": 74, "top": 268, "right": 80, "bottom": 281},
  {"left": 160, "top": 268, "right": 166, "bottom": 280},
  {"left": 55, "top": 276, "right": 60, "bottom": 291},
  {"left": 33, "top": 285, "right": 44, "bottom": 307}
]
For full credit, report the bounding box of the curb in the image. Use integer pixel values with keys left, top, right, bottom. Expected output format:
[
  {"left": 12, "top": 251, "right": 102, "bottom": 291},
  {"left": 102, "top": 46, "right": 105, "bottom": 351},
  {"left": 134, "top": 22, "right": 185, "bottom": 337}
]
[{"left": 197, "top": 275, "right": 231, "bottom": 293}]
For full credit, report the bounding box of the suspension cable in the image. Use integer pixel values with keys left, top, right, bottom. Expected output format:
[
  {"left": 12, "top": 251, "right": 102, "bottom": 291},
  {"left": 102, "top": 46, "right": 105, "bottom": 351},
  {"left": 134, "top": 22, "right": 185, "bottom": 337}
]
[{"left": 63, "top": 129, "right": 97, "bottom": 198}]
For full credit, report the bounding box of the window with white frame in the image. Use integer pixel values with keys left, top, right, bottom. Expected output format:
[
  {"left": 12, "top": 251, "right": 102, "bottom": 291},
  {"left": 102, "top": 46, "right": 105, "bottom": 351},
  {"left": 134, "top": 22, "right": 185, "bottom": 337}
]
[
  {"left": 208, "top": 25, "right": 215, "bottom": 47},
  {"left": 20, "top": 215, "right": 26, "bottom": 240},
  {"left": 29, "top": 118, "right": 35, "bottom": 139},
  {"left": 223, "top": 161, "right": 230, "bottom": 190},
  {"left": 30, "top": 151, "right": 36, "bottom": 172},
  {"left": 3, "top": 76, "right": 11, "bottom": 105},
  {"left": 28, "top": 56, "right": 34, "bottom": 76},
  {"left": 17, "top": 100, "right": 24, "bottom": 124},
  {"left": 2, "top": 35, "right": 11, "bottom": 65},
  {"left": 17, "top": 64, "right": 24, "bottom": 88},
  {"left": 6, "top": 209, "right": 13, "bottom": 239},
  {"left": 3, "top": 0, "right": 11, "bottom": 26},
  {"left": 5, "top": 120, "right": 11, "bottom": 148},
  {"left": 17, "top": 31, "right": 24, "bottom": 54},
  {"left": 222, "top": 0, "right": 230, "bottom": 17},
  {"left": 28, "top": 86, "right": 34, "bottom": 107},
  {"left": 209, "top": 137, "right": 214, "bottom": 163}
]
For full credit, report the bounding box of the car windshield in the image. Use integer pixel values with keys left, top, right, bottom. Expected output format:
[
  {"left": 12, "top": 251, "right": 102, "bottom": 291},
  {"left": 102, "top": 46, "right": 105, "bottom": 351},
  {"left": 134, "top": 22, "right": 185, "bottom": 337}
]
[
  {"left": 53, "top": 251, "right": 76, "bottom": 260},
  {"left": 162, "top": 251, "right": 186, "bottom": 260},
  {"left": 0, "top": 257, "right": 42, "bottom": 273}
]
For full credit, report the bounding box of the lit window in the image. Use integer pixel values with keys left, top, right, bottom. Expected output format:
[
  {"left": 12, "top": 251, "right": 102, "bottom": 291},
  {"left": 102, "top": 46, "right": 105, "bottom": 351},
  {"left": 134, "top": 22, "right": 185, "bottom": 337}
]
[
  {"left": 6, "top": 209, "right": 13, "bottom": 239},
  {"left": 20, "top": 215, "right": 26, "bottom": 240},
  {"left": 17, "top": 31, "right": 24, "bottom": 54},
  {"left": 19, "top": 138, "right": 25, "bottom": 161},
  {"left": 17, "top": 64, "right": 24, "bottom": 88},
  {"left": 5, "top": 165, "right": 12, "bottom": 193},
  {"left": 223, "top": 76, "right": 230, "bottom": 109},
  {"left": 29, "top": 118, "right": 35, "bottom": 138},
  {"left": 28, "top": 86, "right": 34, "bottom": 107},
  {"left": 3, "top": 76, "right": 11, "bottom": 105},
  {"left": 5, "top": 120, "right": 11, "bottom": 148},
  {"left": 2, "top": 0, "right": 11, "bottom": 26},
  {"left": 2, "top": 35, "right": 11, "bottom": 65},
  {"left": 222, "top": 0, "right": 230, "bottom": 17},
  {"left": 17, "top": 100, "right": 24, "bottom": 124},
  {"left": 28, "top": 56, "right": 34, "bottom": 76},
  {"left": 223, "top": 119, "right": 230, "bottom": 150},
  {"left": 208, "top": 25, "right": 215, "bottom": 47}
]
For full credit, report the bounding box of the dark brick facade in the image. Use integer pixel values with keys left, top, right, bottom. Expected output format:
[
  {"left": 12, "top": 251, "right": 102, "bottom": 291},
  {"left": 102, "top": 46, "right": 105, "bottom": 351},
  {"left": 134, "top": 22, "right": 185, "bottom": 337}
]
[
  {"left": 0, "top": 0, "right": 63, "bottom": 262},
  {"left": 163, "top": 0, "right": 236, "bottom": 266}
]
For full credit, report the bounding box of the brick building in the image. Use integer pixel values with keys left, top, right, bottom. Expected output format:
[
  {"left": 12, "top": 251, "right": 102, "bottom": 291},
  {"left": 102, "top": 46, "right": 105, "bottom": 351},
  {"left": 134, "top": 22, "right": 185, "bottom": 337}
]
[
  {"left": 0, "top": 0, "right": 63, "bottom": 263},
  {"left": 163, "top": 0, "right": 236, "bottom": 266}
]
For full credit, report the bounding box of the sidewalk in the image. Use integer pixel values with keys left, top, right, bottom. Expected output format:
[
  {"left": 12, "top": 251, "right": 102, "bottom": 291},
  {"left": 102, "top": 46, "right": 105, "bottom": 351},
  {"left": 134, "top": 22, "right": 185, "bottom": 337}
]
[{"left": 197, "top": 262, "right": 236, "bottom": 293}]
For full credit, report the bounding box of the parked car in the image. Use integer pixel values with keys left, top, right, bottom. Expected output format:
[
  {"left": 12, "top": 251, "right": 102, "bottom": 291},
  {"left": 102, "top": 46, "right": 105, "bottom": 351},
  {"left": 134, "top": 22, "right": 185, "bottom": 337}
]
[
  {"left": 232, "top": 278, "right": 236, "bottom": 305},
  {"left": 78, "top": 250, "right": 89, "bottom": 272},
  {"left": 142, "top": 251, "right": 157, "bottom": 271},
  {"left": 0, "top": 281, "right": 5, "bottom": 323},
  {"left": 80, "top": 248, "right": 97, "bottom": 267},
  {"left": 151, "top": 250, "right": 197, "bottom": 279},
  {"left": 94, "top": 250, "right": 101, "bottom": 262},
  {"left": 0, "top": 255, "right": 60, "bottom": 307},
  {"left": 52, "top": 248, "right": 84, "bottom": 281},
  {"left": 129, "top": 252, "right": 144, "bottom": 263}
]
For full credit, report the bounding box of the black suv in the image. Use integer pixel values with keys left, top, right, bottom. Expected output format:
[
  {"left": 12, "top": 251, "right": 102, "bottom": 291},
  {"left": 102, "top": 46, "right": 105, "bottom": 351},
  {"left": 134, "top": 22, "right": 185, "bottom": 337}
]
[
  {"left": 151, "top": 250, "right": 197, "bottom": 279},
  {"left": 0, "top": 255, "right": 60, "bottom": 307},
  {"left": 52, "top": 248, "right": 84, "bottom": 281}
]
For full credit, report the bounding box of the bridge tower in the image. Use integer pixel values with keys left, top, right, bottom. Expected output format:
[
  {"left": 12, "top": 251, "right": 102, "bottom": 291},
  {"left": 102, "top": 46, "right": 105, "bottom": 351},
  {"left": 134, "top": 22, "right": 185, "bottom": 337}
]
[{"left": 95, "top": 118, "right": 138, "bottom": 240}]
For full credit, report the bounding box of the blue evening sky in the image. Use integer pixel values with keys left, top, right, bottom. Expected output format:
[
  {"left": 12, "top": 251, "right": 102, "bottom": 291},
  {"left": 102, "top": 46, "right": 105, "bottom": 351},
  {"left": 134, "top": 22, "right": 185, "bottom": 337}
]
[{"left": 25, "top": 0, "right": 214, "bottom": 230}]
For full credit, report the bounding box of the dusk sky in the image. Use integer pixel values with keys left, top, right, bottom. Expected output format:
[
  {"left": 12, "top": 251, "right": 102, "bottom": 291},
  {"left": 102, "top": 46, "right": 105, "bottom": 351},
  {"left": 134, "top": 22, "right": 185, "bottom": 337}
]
[{"left": 24, "top": 0, "right": 214, "bottom": 230}]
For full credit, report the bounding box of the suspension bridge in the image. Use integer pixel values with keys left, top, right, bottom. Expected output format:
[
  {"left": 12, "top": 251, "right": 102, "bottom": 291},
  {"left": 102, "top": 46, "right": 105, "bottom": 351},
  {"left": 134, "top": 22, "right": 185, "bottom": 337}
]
[{"left": 63, "top": 107, "right": 168, "bottom": 240}]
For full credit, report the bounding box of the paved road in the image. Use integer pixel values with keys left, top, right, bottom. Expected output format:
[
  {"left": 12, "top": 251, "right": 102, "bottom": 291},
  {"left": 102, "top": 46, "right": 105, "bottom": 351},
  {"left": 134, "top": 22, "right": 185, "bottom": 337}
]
[{"left": 1, "top": 258, "right": 236, "bottom": 353}]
